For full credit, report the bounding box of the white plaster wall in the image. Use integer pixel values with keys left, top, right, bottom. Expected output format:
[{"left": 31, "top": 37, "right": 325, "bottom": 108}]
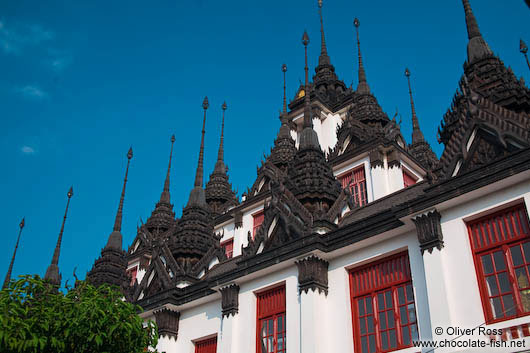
[
  {"left": 318, "top": 112, "right": 341, "bottom": 153},
  {"left": 388, "top": 164, "right": 404, "bottom": 193},
  {"left": 155, "top": 299, "right": 222, "bottom": 353}
]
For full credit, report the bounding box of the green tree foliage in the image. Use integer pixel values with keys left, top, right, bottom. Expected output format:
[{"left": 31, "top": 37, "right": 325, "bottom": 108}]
[{"left": 0, "top": 275, "right": 158, "bottom": 353}]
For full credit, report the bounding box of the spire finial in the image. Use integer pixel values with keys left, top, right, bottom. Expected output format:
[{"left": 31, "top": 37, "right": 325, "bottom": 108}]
[
  {"left": 317, "top": 0, "right": 330, "bottom": 67},
  {"left": 113, "top": 147, "right": 133, "bottom": 232},
  {"left": 461, "top": 0, "right": 492, "bottom": 63},
  {"left": 302, "top": 31, "right": 312, "bottom": 129},
  {"left": 44, "top": 186, "right": 73, "bottom": 286},
  {"left": 2, "top": 217, "right": 25, "bottom": 289},
  {"left": 282, "top": 64, "right": 288, "bottom": 113},
  {"left": 354, "top": 18, "right": 370, "bottom": 95},
  {"left": 521, "top": 39, "right": 530, "bottom": 71},
  {"left": 194, "top": 97, "right": 208, "bottom": 187},
  {"left": 405, "top": 68, "right": 425, "bottom": 144}
]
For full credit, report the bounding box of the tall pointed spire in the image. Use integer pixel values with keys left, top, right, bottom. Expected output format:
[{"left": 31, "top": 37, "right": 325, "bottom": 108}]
[
  {"left": 187, "top": 97, "right": 209, "bottom": 207},
  {"left": 354, "top": 18, "right": 370, "bottom": 95},
  {"left": 317, "top": 0, "right": 330, "bottom": 67},
  {"left": 299, "top": 31, "right": 320, "bottom": 149},
  {"left": 3, "top": 218, "right": 25, "bottom": 289},
  {"left": 161, "top": 136, "right": 175, "bottom": 204},
  {"left": 405, "top": 68, "right": 425, "bottom": 144},
  {"left": 44, "top": 186, "right": 73, "bottom": 286},
  {"left": 113, "top": 147, "right": 133, "bottom": 232},
  {"left": 146, "top": 136, "right": 176, "bottom": 232},
  {"left": 195, "top": 97, "right": 208, "bottom": 187},
  {"left": 214, "top": 102, "right": 227, "bottom": 173},
  {"left": 106, "top": 147, "right": 133, "bottom": 251},
  {"left": 282, "top": 64, "right": 288, "bottom": 114},
  {"left": 461, "top": 0, "right": 492, "bottom": 64},
  {"left": 521, "top": 39, "right": 530, "bottom": 72}
]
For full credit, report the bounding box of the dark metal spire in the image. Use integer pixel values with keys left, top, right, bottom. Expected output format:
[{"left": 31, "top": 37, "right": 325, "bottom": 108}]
[
  {"left": 214, "top": 102, "right": 227, "bottom": 173},
  {"left": 282, "top": 64, "right": 288, "bottom": 114},
  {"left": 317, "top": 0, "right": 330, "bottom": 67},
  {"left": 187, "top": 98, "right": 209, "bottom": 207},
  {"left": 299, "top": 31, "right": 320, "bottom": 149},
  {"left": 44, "top": 186, "right": 73, "bottom": 286},
  {"left": 354, "top": 18, "right": 370, "bottom": 95},
  {"left": 302, "top": 31, "right": 311, "bottom": 129},
  {"left": 405, "top": 68, "right": 425, "bottom": 144},
  {"left": 2, "top": 218, "right": 25, "bottom": 289},
  {"left": 160, "top": 136, "right": 175, "bottom": 204},
  {"left": 521, "top": 39, "right": 530, "bottom": 71},
  {"left": 194, "top": 97, "right": 208, "bottom": 188},
  {"left": 461, "top": 0, "right": 492, "bottom": 63},
  {"left": 113, "top": 147, "right": 133, "bottom": 232},
  {"left": 105, "top": 147, "right": 133, "bottom": 251}
]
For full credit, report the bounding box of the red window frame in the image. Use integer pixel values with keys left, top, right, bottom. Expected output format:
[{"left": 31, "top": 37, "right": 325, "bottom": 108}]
[
  {"left": 253, "top": 210, "right": 265, "bottom": 238},
  {"left": 194, "top": 336, "right": 217, "bottom": 353},
  {"left": 402, "top": 168, "right": 418, "bottom": 188},
  {"left": 127, "top": 265, "right": 138, "bottom": 286},
  {"left": 348, "top": 252, "right": 419, "bottom": 353},
  {"left": 221, "top": 238, "right": 234, "bottom": 259},
  {"left": 467, "top": 203, "right": 530, "bottom": 323},
  {"left": 256, "top": 285, "right": 286, "bottom": 353},
  {"left": 338, "top": 165, "right": 368, "bottom": 207}
]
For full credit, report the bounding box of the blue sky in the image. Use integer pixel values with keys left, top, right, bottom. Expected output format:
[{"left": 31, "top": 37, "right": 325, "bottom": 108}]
[{"left": 1, "top": 0, "right": 529, "bottom": 287}]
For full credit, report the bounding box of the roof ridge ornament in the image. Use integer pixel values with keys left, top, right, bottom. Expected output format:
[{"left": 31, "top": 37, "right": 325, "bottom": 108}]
[
  {"left": 194, "top": 97, "right": 208, "bottom": 188},
  {"left": 2, "top": 217, "right": 25, "bottom": 289},
  {"left": 354, "top": 18, "right": 370, "bottom": 95}
]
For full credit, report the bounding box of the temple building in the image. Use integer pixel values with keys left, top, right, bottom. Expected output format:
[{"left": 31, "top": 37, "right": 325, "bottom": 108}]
[{"left": 6, "top": 0, "right": 530, "bottom": 352}]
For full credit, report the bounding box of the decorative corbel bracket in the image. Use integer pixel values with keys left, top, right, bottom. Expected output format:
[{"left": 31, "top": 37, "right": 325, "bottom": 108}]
[
  {"left": 295, "top": 255, "right": 329, "bottom": 295},
  {"left": 412, "top": 209, "right": 444, "bottom": 254},
  {"left": 220, "top": 283, "right": 240, "bottom": 318},
  {"left": 369, "top": 149, "right": 384, "bottom": 169},
  {"left": 154, "top": 308, "right": 180, "bottom": 340}
]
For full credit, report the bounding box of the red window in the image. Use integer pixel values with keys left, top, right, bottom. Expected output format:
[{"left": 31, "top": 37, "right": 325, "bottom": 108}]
[
  {"left": 194, "top": 336, "right": 217, "bottom": 353},
  {"left": 127, "top": 266, "right": 138, "bottom": 286},
  {"left": 253, "top": 210, "right": 265, "bottom": 238},
  {"left": 467, "top": 204, "right": 530, "bottom": 323},
  {"left": 339, "top": 166, "right": 368, "bottom": 207},
  {"left": 349, "top": 252, "right": 418, "bottom": 353},
  {"left": 257, "top": 285, "right": 286, "bottom": 353},
  {"left": 221, "top": 238, "right": 234, "bottom": 259},
  {"left": 402, "top": 169, "right": 418, "bottom": 188}
]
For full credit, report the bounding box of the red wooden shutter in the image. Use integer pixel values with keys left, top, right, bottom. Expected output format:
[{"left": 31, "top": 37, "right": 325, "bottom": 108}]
[
  {"left": 467, "top": 204, "right": 530, "bottom": 252},
  {"left": 221, "top": 238, "right": 234, "bottom": 259},
  {"left": 402, "top": 169, "right": 417, "bottom": 188},
  {"left": 195, "top": 336, "right": 217, "bottom": 353},
  {"left": 253, "top": 211, "right": 265, "bottom": 238}
]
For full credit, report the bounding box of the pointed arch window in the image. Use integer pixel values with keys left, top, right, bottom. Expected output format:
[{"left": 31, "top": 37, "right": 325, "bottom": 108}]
[{"left": 339, "top": 165, "right": 368, "bottom": 207}]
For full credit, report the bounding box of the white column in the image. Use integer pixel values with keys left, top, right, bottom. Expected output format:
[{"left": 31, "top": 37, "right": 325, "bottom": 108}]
[
  {"left": 218, "top": 314, "right": 238, "bottom": 353},
  {"left": 300, "top": 289, "right": 327, "bottom": 353},
  {"left": 370, "top": 165, "right": 388, "bottom": 201}
]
